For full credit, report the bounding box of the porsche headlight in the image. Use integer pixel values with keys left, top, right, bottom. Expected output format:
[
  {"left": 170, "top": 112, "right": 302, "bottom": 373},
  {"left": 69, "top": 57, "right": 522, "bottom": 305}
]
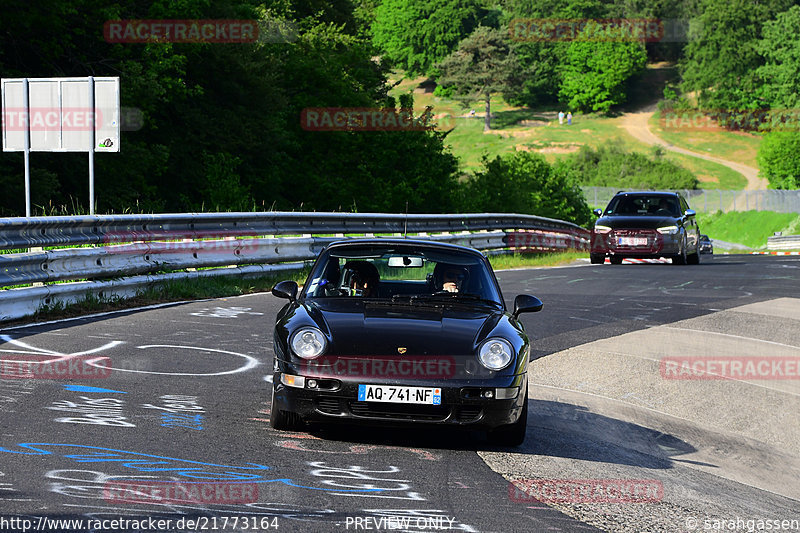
[
  {"left": 478, "top": 338, "right": 514, "bottom": 370},
  {"left": 657, "top": 225, "right": 679, "bottom": 234},
  {"left": 594, "top": 225, "right": 612, "bottom": 234},
  {"left": 290, "top": 327, "right": 327, "bottom": 359}
]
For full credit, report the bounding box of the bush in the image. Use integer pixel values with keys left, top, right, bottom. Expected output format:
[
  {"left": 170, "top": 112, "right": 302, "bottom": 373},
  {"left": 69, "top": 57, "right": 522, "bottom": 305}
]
[
  {"left": 555, "top": 142, "right": 699, "bottom": 190},
  {"left": 459, "top": 151, "right": 592, "bottom": 226},
  {"left": 757, "top": 131, "right": 800, "bottom": 189}
]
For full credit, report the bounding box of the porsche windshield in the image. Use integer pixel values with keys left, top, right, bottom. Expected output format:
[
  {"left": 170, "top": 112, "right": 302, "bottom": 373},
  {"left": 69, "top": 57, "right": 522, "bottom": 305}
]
[{"left": 303, "top": 246, "right": 502, "bottom": 304}]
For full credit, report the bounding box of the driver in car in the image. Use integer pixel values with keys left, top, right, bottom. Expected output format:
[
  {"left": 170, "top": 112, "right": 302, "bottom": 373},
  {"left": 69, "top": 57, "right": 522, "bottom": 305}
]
[
  {"left": 433, "top": 263, "right": 469, "bottom": 293},
  {"left": 342, "top": 261, "right": 379, "bottom": 297}
]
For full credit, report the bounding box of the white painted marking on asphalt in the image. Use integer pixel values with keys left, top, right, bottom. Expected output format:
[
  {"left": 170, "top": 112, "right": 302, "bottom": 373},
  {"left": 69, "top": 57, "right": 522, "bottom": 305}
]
[
  {"left": 67, "top": 341, "right": 125, "bottom": 357},
  {"left": 92, "top": 345, "right": 261, "bottom": 376},
  {"left": 0, "top": 335, "right": 61, "bottom": 355},
  {"left": 0, "top": 300, "right": 213, "bottom": 331},
  {"left": 661, "top": 327, "right": 800, "bottom": 350},
  {"left": 568, "top": 316, "right": 605, "bottom": 324},
  {"left": 190, "top": 306, "right": 264, "bottom": 318}
]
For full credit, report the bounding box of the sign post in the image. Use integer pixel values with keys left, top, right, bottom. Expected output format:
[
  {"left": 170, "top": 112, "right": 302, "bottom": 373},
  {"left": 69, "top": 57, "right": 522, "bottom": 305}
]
[
  {"left": 22, "top": 78, "right": 31, "bottom": 217},
  {"left": 1, "top": 76, "right": 120, "bottom": 216}
]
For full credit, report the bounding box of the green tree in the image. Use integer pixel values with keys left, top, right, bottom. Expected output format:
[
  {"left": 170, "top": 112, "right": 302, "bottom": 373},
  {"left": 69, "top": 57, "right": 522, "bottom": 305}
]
[
  {"left": 679, "top": 0, "right": 794, "bottom": 112},
  {"left": 436, "top": 27, "right": 519, "bottom": 131},
  {"left": 756, "top": 5, "right": 800, "bottom": 110},
  {"left": 461, "top": 151, "right": 592, "bottom": 226},
  {"left": 559, "top": 28, "right": 646, "bottom": 113},
  {"left": 372, "top": 0, "right": 483, "bottom": 75},
  {"left": 0, "top": 0, "right": 469, "bottom": 215},
  {"left": 500, "top": 0, "right": 603, "bottom": 109},
  {"left": 757, "top": 132, "right": 800, "bottom": 189}
]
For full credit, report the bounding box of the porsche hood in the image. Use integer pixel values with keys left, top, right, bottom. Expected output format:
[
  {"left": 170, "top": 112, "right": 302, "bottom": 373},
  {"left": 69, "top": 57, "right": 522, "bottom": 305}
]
[{"left": 296, "top": 299, "right": 503, "bottom": 357}]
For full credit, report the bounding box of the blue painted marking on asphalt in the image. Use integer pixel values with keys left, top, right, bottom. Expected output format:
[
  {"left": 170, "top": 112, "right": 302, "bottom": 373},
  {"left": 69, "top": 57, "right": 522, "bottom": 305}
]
[
  {"left": 0, "top": 443, "right": 382, "bottom": 492},
  {"left": 62, "top": 384, "right": 127, "bottom": 394}
]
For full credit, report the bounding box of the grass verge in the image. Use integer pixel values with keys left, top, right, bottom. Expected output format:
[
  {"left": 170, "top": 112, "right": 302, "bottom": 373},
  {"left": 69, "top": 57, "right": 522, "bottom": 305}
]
[
  {"left": 489, "top": 251, "right": 586, "bottom": 270},
  {"left": 696, "top": 210, "right": 800, "bottom": 249},
  {"left": 660, "top": 151, "right": 748, "bottom": 190},
  {"left": 649, "top": 110, "right": 762, "bottom": 169}
]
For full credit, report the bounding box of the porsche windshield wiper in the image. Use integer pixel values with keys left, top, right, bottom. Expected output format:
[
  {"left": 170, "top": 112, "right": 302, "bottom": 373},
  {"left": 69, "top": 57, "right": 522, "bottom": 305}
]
[{"left": 407, "top": 293, "right": 502, "bottom": 308}]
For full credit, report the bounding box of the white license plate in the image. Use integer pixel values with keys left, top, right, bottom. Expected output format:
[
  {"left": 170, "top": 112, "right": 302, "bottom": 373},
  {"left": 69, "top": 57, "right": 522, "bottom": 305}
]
[
  {"left": 357, "top": 384, "right": 441, "bottom": 405},
  {"left": 618, "top": 237, "right": 648, "bottom": 246}
]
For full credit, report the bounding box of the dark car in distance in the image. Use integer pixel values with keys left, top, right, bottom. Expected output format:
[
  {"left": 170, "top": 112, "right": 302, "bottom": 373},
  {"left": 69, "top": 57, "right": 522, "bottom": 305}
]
[
  {"left": 590, "top": 191, "right": 701, "bottom": 265},
  {"left": 699, "top": 234, "right": 713, "bottom": 254},
  {"left": 269, "top": 239, "right": 543, "bottom": 446}
]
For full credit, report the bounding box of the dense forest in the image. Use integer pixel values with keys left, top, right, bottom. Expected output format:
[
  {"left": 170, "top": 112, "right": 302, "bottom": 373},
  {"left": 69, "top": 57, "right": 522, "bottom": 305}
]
[{"left": 1, "top": 0, "right": 799, "bottom": 220}]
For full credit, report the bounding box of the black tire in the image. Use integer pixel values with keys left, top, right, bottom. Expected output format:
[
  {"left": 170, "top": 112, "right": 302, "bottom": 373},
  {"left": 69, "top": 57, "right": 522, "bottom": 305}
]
[
  {"left": 488, "top": 390, "right": 528, "bottom": 446},
  {"left": 609, "top": 256, "right": 623, "bottom": 265},
  {"left": 590, "top": 254, "right": 605, "bottom": 264},
  {"left": 672, "top": 238, "right": 687, "bottom": 265},
  {"left": 687, "top": 240, "right": 701, "bottom": 265},
  {"left": 269, "top": 384, "right": 302, "bottom": 431}
]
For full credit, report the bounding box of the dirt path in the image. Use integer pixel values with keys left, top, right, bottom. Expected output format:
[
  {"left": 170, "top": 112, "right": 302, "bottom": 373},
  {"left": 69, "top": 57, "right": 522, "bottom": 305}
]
[{"left": 618, "top": 104, "right": 768, "bottom": 191}]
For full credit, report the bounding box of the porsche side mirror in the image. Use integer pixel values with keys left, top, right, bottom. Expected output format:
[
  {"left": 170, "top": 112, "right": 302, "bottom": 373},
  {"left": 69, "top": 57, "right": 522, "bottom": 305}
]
[
  {"left": 593, "top": 208, "right": 603, "bottom": 217},
  {"left": 513, "top": 294, "right": 543, "bottom": 318},
  {"left": 684, "top": 209, "right": 696, "bottom": 217},
  {"left": 272, "top": 280, "right": 298, "bottom": 301}
]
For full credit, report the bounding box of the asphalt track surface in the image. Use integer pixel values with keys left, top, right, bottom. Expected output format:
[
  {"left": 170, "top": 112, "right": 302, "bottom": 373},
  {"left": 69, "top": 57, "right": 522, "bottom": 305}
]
[{"left": 0, "top": 254, "right": 798, "bottom": 533}]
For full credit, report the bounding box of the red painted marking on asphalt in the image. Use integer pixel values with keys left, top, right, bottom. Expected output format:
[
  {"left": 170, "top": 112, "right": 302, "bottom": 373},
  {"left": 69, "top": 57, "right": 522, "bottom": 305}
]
[
  {"left": 276, "top": 440, "right": 375, "bottom": 454},
  {"left": 752, "top": 251, "right": 800, "bottom": 255},
  {"left": 407, "top": 448, "right": 441, "bottom": 461},
  {"left": 604, "top": 258, "right": 669, "bottom": 264}
]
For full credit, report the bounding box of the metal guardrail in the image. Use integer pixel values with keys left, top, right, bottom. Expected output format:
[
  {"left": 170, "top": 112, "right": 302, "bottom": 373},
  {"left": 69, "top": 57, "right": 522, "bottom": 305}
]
[
  {"left": 767, "top": 235, "right": 800, "bottom": 250},
  {"left": 0, "top": 212, "right": 590, "bottom": 322},
  {"left": 0, "top": 212, "right": 585, "bottom": 250}
]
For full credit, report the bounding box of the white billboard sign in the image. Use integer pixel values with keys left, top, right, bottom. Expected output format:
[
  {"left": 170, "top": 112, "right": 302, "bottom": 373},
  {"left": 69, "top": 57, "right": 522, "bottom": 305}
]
[
  {"left": 1, "top": 77, "right": 119, "bottom": 152},
  {"left": 1, "top": 76, "right": 120, "bottom": 216}
]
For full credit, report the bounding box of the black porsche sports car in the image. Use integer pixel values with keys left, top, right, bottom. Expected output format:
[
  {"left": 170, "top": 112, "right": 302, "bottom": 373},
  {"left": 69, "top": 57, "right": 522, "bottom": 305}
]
[
  {"left": 590, "top": 191, "right": 701, "bottom": 265},
  {"left": 269, "top": 239, "right": 543, "bottom": 446}
]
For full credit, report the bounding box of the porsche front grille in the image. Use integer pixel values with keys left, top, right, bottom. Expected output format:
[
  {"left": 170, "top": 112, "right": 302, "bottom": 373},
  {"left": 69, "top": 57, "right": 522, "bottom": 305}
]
[{"left": 348, "top": 401, "right": 449, "bottom": 421}]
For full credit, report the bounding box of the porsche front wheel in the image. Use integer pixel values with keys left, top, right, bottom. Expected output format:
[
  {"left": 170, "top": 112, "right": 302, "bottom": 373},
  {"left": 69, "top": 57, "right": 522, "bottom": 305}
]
[{"left": 269, "top": 384, "right": 302, "bottom": 431}]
